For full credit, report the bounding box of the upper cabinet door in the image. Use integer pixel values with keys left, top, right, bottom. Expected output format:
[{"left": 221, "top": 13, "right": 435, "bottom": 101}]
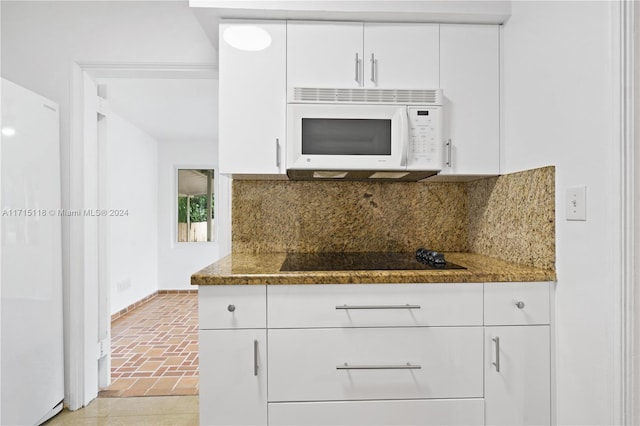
[
  {"left": 363, "top": 23, "right": 439, "bottom": 89},
  {"left": 287, "top": 22, "right": 439, "bottom": 91},
  {"left": 439, "top": 25, "right": 500, "bottom": 177},
  {"left": 219, "top": 20, "right": 286, "bottom": 175},
  {"left": 287, "top": 21, "right": 364, "bottom": 90}
]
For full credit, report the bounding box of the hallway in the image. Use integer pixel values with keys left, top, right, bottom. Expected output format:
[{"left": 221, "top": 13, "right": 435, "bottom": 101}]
[{"left": 99, "top": 292, "right": 199, "bottom": 397}]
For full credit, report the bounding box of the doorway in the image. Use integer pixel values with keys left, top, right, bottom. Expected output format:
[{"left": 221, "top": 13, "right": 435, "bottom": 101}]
[
  {"left": 69, "top": 64, "right": 222, "bottom": 404},
  {"left": 97, "top": 74, "right": 217, "bottom": 397}
]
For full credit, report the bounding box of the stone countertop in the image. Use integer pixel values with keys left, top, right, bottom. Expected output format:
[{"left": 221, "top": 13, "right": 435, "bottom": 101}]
[{"left": 191, "top": 252, "right": 556, "bottom": 285}]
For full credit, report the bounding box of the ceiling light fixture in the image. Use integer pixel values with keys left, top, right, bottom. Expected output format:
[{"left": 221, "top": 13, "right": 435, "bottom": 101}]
[
  {"left": 223, "top": 25, "right": 272, "bottom": 52},
  {"left": 1, "top": 127, "right": 16, "bottom": 137}
]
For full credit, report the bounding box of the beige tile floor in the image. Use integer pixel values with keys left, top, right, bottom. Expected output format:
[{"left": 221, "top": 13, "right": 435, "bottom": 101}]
[{"left": 43, "top": 396, "right": 198, "bottom": 425}]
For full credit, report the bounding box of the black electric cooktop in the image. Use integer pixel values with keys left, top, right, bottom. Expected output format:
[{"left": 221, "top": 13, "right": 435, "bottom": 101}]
[{"left": 280, "top": 252, "right": 466, "bottom": 272}]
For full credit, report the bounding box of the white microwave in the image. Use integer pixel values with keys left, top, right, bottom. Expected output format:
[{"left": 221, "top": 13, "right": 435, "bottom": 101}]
[{"left": 286, "top": 90, "right": 443, "bottom": 181}]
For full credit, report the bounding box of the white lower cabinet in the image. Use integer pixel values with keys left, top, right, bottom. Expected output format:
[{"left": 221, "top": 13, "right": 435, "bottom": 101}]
[
  {"left": 198, "top": 283, "right": 551, "bottom": 426},
  {"left": 268, "top": 399, "right": 485, "bottom": 426},
  {"left": 484, "top": 326, "right": 551, "bottom": 426},
  {"left": 199, "top": 329, "right": 267, "bottom": 426}
]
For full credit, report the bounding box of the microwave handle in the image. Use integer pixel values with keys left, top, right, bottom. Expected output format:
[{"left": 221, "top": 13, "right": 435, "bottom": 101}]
[{"left": 399, "top": 108, "right": 409, "bottom": 167}]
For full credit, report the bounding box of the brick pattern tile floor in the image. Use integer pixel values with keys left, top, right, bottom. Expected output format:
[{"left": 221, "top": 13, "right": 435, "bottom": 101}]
[{"left": 99, "top": 292, "right": 199, "bottom": 397}]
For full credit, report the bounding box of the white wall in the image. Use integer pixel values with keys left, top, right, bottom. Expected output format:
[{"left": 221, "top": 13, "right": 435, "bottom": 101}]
[
  {"left": 503, "top": 2, "right": 615, "bottom": 424},
  {"left": 0, "top": 0, "right": 216, "bottom": 406},
  {"left": 158, "top": 139, "right": 219, "bottom": 290},
  {"left": 107, "top": 112, "right": 159, "bottom": 314}
]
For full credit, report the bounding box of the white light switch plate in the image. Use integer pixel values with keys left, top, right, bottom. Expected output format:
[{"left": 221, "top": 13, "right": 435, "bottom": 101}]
[{"left": 566, "top": 186, "right": 586, "bottom": 221}]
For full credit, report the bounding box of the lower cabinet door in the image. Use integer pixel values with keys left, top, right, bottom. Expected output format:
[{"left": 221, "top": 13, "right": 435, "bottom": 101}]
[
  {"left": 269, "top": 399, "right": 485, "bottom": 426},
  {"left": 268, "top": 327, "right": 483, "bottom": 402},
  {"left": 485, "top": 326, "right": 551, "bottom": 425},
  {"left": 200, "top": 329, "right": 267, "bottom": 426}
]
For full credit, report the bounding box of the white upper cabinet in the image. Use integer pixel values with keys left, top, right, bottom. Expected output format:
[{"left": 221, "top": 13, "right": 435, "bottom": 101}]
[
  {"left": 287, "top": 22, "right": 439, "bottom": 90},
  {"left": 218, "top": 20, "right": 286, "bottom": 175},
  {"left": 363, "top": 23, "right": 439, "bottom": 89},
  {"left": 438, "top": 24, "right": 500, "bottom": 177},
  {"left": 219, "top": 20, "right": 500, "bottom": 177},
  {"left": 287, "top": 22, "right": 363, "bottom": 89}
]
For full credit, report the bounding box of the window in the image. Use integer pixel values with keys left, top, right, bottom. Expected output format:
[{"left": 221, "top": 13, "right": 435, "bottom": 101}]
[{"left": 177, "top": 169, "right": 214, "bottom": 242}]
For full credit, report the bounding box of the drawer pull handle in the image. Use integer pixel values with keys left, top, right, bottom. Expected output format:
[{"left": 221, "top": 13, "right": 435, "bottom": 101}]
[
  {"left": 337, "top": 362, "right": 422, "bottom": 370},
  {"left": 492, "top": 337, "right": 500, "bottom": 372},
  {"left": 227, "top": 304, "right": 236, "bottom": 312},
  {"left": 335, "top": 304, "right": 421, "bottom": 310},
  {"left": 370, "top": 53, "right": 377, "bottom": 83},
  {"left": 515, "top": 301, "right": 525, "bottom": 309},
  {"left": 253, "top": 339, "right": 259, "bottom": 377}
]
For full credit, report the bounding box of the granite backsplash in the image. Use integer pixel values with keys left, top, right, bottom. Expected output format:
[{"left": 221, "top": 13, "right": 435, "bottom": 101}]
[
  {"left": 232, "top": 166, "right": 555, "bottom": 271},
  {"left": 467, "top": 166, "right": 555, "bottom": 270}
]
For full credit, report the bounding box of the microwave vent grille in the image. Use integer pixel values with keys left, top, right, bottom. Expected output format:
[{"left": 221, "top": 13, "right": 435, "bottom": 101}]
[{"left": 291, "top": 88, "right": 442, "bottom": 105}]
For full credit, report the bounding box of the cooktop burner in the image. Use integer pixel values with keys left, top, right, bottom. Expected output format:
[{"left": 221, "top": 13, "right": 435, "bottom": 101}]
[{"left": 280, "top": 251, "right": 466, "bottom": 272}]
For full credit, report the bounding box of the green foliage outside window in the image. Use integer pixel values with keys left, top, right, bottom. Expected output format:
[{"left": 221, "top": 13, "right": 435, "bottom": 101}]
[{"left": 178, "top": 195, "right": 214, "bottom": 223}]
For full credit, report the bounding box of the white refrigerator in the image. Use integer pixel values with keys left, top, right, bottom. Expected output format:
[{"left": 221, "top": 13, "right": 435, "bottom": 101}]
[{"left": 1, "top": 79, "right": 64, "bottom": 425}]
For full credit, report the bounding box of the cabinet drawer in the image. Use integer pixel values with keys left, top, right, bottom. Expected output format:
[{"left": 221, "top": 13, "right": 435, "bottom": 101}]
[
  {"left": 268, "top": 327, "right": 483, "bottom": 402},
  {"left": 267, "top": 283, "right": 483, "bottom": 328},
  {"left": 484, "top": 282, "right": 551, "bottom": 326},
  {"left": 269, "top": 399, "right": 484, "bottom": 426},
  {"left": 199, "top": 285, "right": 266, "bottom": 329}
]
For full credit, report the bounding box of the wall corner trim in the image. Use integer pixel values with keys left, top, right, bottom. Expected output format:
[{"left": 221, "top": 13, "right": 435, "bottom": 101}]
[{"left": 610, "top": 1, "right": 637, "bottom": 424}]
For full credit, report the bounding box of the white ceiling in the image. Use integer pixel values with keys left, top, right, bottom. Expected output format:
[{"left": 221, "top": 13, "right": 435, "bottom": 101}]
[{"left": 97, "top": 78, "right": 218, "bottom": 143}]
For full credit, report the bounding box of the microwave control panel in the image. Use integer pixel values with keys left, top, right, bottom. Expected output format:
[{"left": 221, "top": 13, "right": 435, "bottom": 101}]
[{"left": 407, "top": 106, "right": 443, "bottom": 170}]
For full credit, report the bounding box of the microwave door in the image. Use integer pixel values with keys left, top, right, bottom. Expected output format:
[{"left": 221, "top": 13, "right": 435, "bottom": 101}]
[
  {"left": 300, "top": 118, "right": 397, "bottom": 170},
  {"left": 288, "top": 104, "right": 405, "bottom": 170},
  {"left": 302, "top": 118, "right": 390, "bottom": 154}
]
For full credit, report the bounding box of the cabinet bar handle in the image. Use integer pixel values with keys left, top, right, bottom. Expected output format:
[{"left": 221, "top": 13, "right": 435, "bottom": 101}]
[
  {"left": 370, "top": 53, "right": 376, "bottom": 83},
  {"left": 492, "top": 337, "right": 500, "bottom": 372},
  {"left": 253, "top": 339, "right": 259, "bottom": 377},
  {"left": 355, "top": 53, "right": 360, "bottom": 84},
  {"left": 335, "top": 304, "right": 421, "bottom": 310},
  {"left": 337, "top": 362, "right": 421, "bottom": 370},
  {"left": 275, "top": 138, "right": 280, "bottom": 168},
  {"left": 445, "top": 139, "right": 452, "bottom": 167}
]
